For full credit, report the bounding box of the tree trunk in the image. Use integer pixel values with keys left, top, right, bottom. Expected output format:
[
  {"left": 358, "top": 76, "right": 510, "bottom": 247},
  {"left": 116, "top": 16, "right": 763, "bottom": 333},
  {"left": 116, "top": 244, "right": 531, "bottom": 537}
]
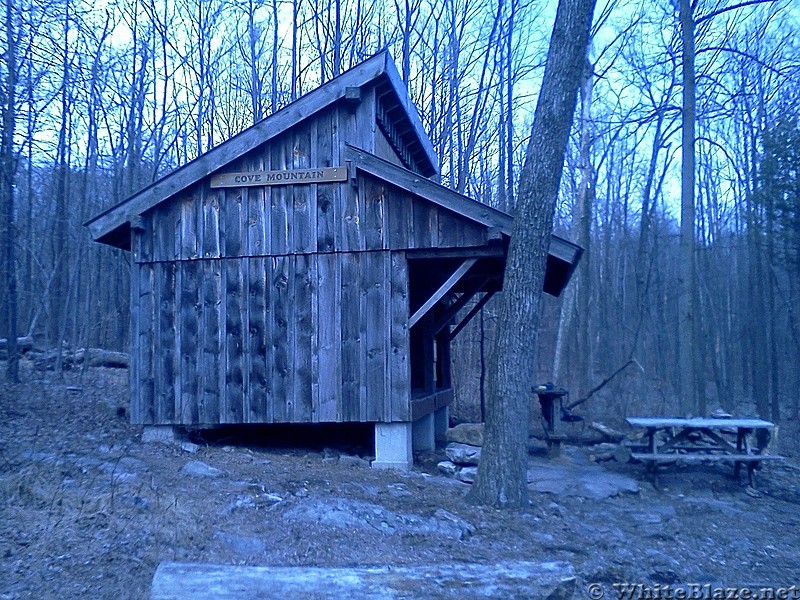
[
  {"left": 333, "top": 0, "right": 341, "bottom": 77},
  {"left": 51, "top": 2, "right": 71, "bottom": 366},
  {"left": 270, "top": 0, "right": 279, "bottom": 112},
  {"left": 467, "top": 0, "right": 596, "bottom": 509},
  {"left": 2, "top": 0, "right": 19, "bottom": 382},
  {"left": 553, "top": 272, "right": 576, "bottom": 385},
  {"left": 291, "top": 0, "right": 299, "bottom": 101},
  {"left": 678, "top": 0, "right": 697, "bottom": 415},
  {"left": 576, "top": 59, "right": 594, "bottom": 395}
]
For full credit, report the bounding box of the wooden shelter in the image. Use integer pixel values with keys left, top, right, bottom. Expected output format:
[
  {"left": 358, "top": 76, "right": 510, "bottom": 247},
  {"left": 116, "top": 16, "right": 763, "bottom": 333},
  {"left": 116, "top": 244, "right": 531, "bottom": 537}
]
[{"left": 86, "top": 51, "right": 581, "bottom": 468}]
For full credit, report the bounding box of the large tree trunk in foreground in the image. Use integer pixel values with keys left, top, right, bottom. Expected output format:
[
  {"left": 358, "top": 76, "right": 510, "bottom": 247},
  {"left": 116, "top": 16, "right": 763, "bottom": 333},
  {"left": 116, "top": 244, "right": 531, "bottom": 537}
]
[
  {"left": 678, "top": 0, "right": 698, "bottom": 417},
  {"left": 467, "top": 0, "right": 596, "bottom": 508}
]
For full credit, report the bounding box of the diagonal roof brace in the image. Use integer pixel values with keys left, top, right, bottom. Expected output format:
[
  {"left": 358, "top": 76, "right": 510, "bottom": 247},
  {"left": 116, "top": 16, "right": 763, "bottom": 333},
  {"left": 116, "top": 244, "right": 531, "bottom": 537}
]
[
  {"left": 448, "top": 291, "right": 496, "bottom": 341},
  {"left": 408, "top": 258, "right": 478, "bottom": 329},
  {"left": 431, "top": 274, "right": 494, "bottom": 336}
]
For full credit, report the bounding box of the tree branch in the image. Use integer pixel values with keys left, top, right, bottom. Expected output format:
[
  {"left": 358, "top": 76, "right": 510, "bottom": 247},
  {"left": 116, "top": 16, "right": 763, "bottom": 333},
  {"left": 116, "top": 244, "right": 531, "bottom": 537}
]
[
  {"left": 696, "top": 0, "right": 778, "bottom": 26},
  {"left": 565, "top": 359, "right": 644, "bottom": 411},
  {"left": 696, "top": 45, "right": 788, "bottom": 76}
]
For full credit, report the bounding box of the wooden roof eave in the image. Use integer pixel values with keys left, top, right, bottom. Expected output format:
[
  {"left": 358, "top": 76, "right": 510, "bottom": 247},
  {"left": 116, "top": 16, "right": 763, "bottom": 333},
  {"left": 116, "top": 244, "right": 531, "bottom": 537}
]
[
  {"left": 344, "top": 145, "right": 580, "bottom": 259},
  {"left": 345, "top": 146, "right": 583, "bottom": 296},
  {"left": 345, "top": 145, "right": 512, "bottom": 233},
  {"left": 381, "top": 55, "right": 439, "bottom": 176},
  {"left": 85, "top": 51, "right": 438, "bottom": 247}
]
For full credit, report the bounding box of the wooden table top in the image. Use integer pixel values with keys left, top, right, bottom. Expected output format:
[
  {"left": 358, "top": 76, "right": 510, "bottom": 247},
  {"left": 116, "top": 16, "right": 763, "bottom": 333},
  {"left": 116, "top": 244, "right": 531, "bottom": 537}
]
[{"left": 626, "top": 417, "right": 775, "bottom": 429}]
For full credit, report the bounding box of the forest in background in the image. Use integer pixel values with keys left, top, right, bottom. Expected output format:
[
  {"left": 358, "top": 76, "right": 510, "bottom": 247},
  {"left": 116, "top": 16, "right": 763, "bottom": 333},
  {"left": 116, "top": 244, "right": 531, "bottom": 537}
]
[{"left": 0, "top": 0, "right": 798, "bottom": 425}]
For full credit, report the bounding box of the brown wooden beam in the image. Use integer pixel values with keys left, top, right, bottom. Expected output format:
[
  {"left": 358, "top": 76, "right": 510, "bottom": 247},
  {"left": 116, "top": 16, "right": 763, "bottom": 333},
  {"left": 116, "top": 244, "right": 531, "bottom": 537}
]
[
  {"left": 411, "top": 388, "right": 454, "bottom": 420},
  {"left": 432, "top": 275, "right": 493, "bottom": 336},
  {"left": 408, "top": 258, "right": 477, "bottom": 329},
  {"left": 449, "top": 291, "right": 496, "bottom": 341},
  {"left": 406, "top": 247, "right": 505, "bottom": 260}
]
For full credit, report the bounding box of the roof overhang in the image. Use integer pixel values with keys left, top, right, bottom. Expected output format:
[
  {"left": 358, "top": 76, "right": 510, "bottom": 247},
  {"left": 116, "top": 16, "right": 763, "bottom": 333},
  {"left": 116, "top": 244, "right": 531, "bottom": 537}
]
[
  {"left": 85, "top": 51, "right": 438, "bottom": 249},
  {"left": 345, "top": 146, "right": 582, "bottom": 297}
]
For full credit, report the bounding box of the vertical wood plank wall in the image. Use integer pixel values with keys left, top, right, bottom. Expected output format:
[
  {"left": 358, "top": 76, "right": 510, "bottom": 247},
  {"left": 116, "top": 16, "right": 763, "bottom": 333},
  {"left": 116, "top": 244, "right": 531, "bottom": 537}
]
[
  {"left": 132, "top": 252, "right": 409, "bottom": 425},
  {"left": 130, "top": 98, "right": 485, "bottom": 426}
]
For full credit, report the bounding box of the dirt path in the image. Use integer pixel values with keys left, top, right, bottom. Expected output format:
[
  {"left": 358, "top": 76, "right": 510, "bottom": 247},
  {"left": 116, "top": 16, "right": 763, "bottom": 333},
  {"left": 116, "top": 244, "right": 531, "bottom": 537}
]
[{"left": 1, "top": 366, "right": 799, "bottom": 599}]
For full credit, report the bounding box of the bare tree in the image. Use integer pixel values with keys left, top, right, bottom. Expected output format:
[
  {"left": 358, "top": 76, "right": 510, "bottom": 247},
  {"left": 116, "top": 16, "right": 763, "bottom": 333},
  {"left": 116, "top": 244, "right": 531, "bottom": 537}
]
[
  {"left": 468, "top": 0, "right": 596, "bottom": 508},
  {"left": 1, "top": 0, "right": 19, "bottom": 381},
  {"left": 677, "top": 0, "right": 699, "bottom": 415}
]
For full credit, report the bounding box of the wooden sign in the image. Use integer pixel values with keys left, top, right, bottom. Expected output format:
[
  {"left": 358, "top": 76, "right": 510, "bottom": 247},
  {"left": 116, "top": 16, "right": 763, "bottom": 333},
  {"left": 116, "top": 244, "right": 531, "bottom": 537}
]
[{"left": 210, "top": 167, "right": 348, "bottom": 188}]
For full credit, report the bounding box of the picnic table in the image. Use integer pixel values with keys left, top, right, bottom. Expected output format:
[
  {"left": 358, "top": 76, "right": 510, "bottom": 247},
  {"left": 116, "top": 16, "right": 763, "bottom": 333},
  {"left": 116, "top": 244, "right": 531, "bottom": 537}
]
[{"left": 626, "top": 417, "right": 784, "bottom": 486}]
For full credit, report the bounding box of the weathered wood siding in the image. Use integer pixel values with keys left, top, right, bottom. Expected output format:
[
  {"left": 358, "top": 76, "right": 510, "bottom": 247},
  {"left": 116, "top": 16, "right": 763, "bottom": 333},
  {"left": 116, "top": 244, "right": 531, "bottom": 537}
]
[
  {"left": 135, "top": 173, "right": 487, "bottom": 262},
  {"left": 132, "top": 112, "right": 487, "bottom": 263},
  {"left": 129, "top": 93, "right": 487, "bottom": 426},
  {"left": 131, "top": 251, "right": 410, "bottom": 425}
]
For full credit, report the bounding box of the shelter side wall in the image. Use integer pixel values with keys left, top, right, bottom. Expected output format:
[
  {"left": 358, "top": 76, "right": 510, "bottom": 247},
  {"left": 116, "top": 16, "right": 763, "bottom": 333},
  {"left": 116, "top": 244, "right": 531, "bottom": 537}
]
[
  {"left": 137, "top": 97, "right": 380, "bottom": 263},
  {"left": 129, "top": 250, "right": 410, "bottom": 426},
  {"left": 135, "top": 172, "right": 490, "bottom": 266},
  {"left": 384, "top": 184, "right": 489, "bottom": 250}
]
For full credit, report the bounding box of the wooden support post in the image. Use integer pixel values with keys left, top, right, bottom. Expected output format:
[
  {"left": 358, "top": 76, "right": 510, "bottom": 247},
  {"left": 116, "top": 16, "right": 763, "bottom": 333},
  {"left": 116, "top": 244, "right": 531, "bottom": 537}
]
[
  {"left": 129, "top": 214, "right": 145, "bottom": 231},
  {"left": 434, "top": 406, "right": 449, "bottom": 442},
  {"left": 412, "top": 413, "right": 435, "bottom": 452},
  {"left": 422, "top": 313, "right": 435, "bottom": 393},
  {"left": 435, "top": 325, "right": 451, "bottom": 389}
]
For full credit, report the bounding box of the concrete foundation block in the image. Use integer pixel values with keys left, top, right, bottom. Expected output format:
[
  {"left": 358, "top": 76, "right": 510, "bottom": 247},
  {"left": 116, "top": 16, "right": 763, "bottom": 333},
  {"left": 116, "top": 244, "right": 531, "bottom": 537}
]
[
  {"left": 412, "top": 413, "right": 435, "bottom": 452},
  {"left": 372, "top": 422, "right": 412, "bottom": 470}
]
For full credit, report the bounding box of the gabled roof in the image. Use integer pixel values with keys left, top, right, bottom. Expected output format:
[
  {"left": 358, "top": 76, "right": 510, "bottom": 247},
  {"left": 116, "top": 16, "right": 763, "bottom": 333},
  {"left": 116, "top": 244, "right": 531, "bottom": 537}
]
[{"left": 85, "top": 50, "right": 438, "bottom": 248}]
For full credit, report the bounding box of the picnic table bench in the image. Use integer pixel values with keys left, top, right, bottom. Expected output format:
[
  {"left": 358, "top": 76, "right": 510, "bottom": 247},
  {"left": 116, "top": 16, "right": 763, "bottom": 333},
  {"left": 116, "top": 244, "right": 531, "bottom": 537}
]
[{"left": 625, "top": 417, "right": 784, "bottom": 487}]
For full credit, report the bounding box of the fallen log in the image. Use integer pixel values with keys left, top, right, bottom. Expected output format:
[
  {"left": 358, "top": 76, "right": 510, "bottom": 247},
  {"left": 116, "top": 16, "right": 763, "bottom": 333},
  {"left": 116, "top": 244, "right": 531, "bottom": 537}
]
[
  {"left": 152, "top": 561, "right": 577, "bottom": 600},
  {"left": 79, "top": 348, "right": 129, "bottom": 369},
  {"left": 531, "top": 430, "right": 607, "bottom": 446},
  {"left": 33, "top": 351, "right": 77, "bottom": 371},
  {"left": 33, "top": 347, "right": 129, "bottom": 370},
  {"left": 589, "top": 421, "right": 626, "bottom": 443}
]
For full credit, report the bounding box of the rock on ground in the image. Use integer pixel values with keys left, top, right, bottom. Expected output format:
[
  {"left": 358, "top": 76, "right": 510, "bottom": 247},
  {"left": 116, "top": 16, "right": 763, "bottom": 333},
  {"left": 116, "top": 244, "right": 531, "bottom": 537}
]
[
  {"left": 337, "top": 454, "right": 370, "bottom": 468},
  {"left": 527, "top": 456, "right": 639, "bottom": 499},
  {"left": 445, "top": 442, "right": 481, "bottom": 466},
  {"left": 182, "top": 460, "right": 224, "bottom": 478},
  {"left": 445, "top": 423, "right": 484, "bottom": 446},
  {"left": 281, "top": 497, "right": 475, "bottom": 540},
  {"left": 213, "top": 531, "right": 267, "bottom": 556},
  {"left": 437, "top": 460, "right": 458, "bottom": 476},
  {"left": 455, "top": 466, "right": 477, "bottom": 484}
]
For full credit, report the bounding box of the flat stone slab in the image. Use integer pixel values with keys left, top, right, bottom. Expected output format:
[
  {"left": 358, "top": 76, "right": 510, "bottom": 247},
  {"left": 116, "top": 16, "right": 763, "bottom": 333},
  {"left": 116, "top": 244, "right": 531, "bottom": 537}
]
[
  {"left": 151, "top": 561, "right": 576, "bottom": 599},
  {"left": 527, "top": 456, "right": 639, "bottom": 500},
  {"left": 280, "top": 498, "right": 475, "bottom": 540}
]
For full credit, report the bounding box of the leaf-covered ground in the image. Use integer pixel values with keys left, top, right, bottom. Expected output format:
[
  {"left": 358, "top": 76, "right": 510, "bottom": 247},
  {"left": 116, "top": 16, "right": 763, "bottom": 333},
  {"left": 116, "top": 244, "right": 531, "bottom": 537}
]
[{"left": 1, "top": 363, "right": 799, "bottom": 599}]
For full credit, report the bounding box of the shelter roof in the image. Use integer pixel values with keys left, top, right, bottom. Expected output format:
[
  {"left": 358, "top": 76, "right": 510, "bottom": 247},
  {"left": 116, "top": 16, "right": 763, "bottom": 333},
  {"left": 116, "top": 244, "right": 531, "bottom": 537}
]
[{"left": 86, "top": 50, "right": 437, "bottom": 247}]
